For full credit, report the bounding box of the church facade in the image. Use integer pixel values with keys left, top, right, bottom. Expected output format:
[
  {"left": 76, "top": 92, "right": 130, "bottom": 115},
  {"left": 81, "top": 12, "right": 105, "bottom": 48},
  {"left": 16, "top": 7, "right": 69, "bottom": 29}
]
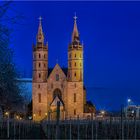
[{"left": 32, "top": 16, "right": 87, "bottom": 121}]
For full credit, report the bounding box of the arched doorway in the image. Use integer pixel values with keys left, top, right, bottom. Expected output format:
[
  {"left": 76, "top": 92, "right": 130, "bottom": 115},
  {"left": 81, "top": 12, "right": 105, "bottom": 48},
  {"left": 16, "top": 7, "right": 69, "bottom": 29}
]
[{"left": 49, "top": 88, "right": 65, "bottom": 120}]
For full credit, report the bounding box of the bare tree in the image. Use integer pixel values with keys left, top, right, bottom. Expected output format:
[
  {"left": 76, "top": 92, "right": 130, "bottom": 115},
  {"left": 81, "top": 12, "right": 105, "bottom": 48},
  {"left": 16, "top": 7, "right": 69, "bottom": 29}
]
[{"left": 0, "top": 1, "right": 23, "bottom": 114}]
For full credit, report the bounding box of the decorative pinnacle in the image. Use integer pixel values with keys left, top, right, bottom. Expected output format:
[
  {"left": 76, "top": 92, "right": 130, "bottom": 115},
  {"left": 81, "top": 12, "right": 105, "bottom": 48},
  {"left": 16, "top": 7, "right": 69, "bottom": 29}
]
[{"left": 73, "top": 12, "right": 77, "bottom": 21}]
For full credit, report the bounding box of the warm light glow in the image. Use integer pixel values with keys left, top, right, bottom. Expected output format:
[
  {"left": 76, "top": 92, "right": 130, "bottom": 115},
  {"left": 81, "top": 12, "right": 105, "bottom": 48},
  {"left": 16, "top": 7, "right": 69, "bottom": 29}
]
[
  {"left": 45, "top": 112, "right": 47, "bottom": 116},
  {"left": 101, "top": 110, "right": 105, "bottom": 115},
  {"left": 16, "top": 115, "right": 19, "bottom": 119},
  {"left": 5, "top": 112, "right": 9, "bottom": 116},
  {"left": 33, "top": 114, "right": 36, "bottom": 117}
]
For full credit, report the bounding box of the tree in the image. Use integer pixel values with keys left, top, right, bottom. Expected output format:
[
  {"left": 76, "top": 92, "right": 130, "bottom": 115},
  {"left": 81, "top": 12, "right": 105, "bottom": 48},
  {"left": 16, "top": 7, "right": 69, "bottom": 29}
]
[{"left": 0, "top": 1, "right": 23, "bottom": 114}]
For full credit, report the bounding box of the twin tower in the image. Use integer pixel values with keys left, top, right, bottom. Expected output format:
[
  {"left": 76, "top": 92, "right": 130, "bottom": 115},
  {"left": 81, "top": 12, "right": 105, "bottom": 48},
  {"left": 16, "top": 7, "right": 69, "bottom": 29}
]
[{"left": 32, "top": 15, "right": 86, "bottom": 121}]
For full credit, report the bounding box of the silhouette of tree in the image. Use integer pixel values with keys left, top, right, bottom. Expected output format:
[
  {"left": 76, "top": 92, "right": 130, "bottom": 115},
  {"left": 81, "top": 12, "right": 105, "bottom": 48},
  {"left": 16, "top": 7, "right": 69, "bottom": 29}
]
[{"left": 0, "top": 1, "right": 23, "bottom": 114}]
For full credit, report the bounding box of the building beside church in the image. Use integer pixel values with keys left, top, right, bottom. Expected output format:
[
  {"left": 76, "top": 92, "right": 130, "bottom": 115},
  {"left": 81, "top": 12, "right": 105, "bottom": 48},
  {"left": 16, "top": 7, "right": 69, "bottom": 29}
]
[{"left": 32, "top": 15, "right": 89, "bottom": 121}]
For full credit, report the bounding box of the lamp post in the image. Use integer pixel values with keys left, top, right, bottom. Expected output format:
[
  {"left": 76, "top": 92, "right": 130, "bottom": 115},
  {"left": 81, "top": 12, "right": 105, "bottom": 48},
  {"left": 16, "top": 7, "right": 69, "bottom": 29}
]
[
  {"left": 127, "top": 98, "right": 131, "bottom": 106},
  {"left": 5, "top": 112, "right": 10, "bottom": 138}
]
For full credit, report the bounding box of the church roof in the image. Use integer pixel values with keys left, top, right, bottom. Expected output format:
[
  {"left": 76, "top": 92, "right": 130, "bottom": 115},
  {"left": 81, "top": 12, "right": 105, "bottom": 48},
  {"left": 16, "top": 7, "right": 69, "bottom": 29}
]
[{"left": 48, "top": 67, "right": 68, "bottom": 77}]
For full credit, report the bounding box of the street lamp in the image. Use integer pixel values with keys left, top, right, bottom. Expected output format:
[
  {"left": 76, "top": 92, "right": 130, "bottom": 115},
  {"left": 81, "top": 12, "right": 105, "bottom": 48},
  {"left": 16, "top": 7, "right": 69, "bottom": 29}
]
[
  {"left": 127, "top": 98, "right": 131, "bottom": 106},
  {"left": 5, "top": 112, "right": 10, "bottom": 138}
]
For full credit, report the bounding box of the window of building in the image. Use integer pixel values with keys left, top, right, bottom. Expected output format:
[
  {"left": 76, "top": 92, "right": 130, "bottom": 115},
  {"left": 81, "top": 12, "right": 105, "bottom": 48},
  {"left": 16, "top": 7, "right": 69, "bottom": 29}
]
[
  {"left": 44, "top": 63, "right": 46, "bottom": 68},
  {"left": 39, "top": 63, "right": 41, "bottom": 67},
  {"left": 75, "top": 62, "right": 76, "bottom": 67},
  {"left": 38, "top": 93, "right": 41, "bottom": 103},
  {"left": 74, "top": 83, "right": 76, "bottom": 88},
  {"left": 75, "top": 54, "right": 76, "bottom": 58},
  {"left": 38, "top": 84, "right": 40, "bottom": 88},
  {"left": 39, "top": 73, "right": 41, "bottom": 78},
  {"left": 39, "top": 110, "right": 41, "bottom": 116},
  {"left": 74, "top": 93, "right": 76, "bottom": 102},
  {"left": 69, "top": 53, "right": 71, "bottom": 58},
  {"left": 34, "top": 54, "right": 36, "bottom": 59},
  {"left": 39, "top": 54, "right": 41, "bottom": 58},
  {"left": 44, "top": 54, "right": 46, "bottom": 58},
  {"left": 74, "top": 109, "right": 76, "bottom": 115},
  {"left": 69, "top": 62, "right": 71, "bottom": 67},
  {"left": 74, "top": 72, "right": 76, "bottom": 77},
  {"left": 56, "top": 74, "right": 59, "bottom": 81}
]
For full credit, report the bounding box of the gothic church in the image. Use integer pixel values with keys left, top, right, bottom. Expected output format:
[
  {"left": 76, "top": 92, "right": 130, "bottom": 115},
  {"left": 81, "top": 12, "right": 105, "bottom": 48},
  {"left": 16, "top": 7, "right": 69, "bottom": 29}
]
[{"left": 32, "top": 15, "right": 87, "bottom": 121}]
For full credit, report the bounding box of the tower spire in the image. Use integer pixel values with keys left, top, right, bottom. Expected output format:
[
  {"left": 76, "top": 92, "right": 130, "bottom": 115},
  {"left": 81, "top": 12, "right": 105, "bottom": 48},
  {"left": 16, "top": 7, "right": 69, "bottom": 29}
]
[
  {"left": 72, "top": 13, "right": 79, "bottom": 42},
  {"left": 37, "top": 16, "right": 44, "bottom": 44}
]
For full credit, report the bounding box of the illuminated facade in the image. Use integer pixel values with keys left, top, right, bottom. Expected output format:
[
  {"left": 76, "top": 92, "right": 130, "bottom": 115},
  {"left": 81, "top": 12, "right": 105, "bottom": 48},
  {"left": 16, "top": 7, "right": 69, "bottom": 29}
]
[{"left": 32, "top": 16, "right": 86, "bottom": 121}]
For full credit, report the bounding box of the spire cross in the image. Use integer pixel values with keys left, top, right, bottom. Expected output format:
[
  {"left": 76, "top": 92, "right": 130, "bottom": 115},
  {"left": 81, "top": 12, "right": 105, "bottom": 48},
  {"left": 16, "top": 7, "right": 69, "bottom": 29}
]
[
  {"left": 38, "top": 16, "right": 42, "bottom": 23},
  {"left": 73, "top": 12, "right": 77, "bottom": 21}
]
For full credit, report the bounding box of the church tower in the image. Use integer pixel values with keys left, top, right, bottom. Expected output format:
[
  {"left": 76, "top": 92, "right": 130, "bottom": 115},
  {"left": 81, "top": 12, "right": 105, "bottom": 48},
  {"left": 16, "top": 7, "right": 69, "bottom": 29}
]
[
  {"left": 68, "top": 14, "right": 83, "bottom": 81},
  {"left": 32, "top": 17, "right": 48, "bottom": 121},
  {"left": 66, "top": 14, "right": 84, "bottom": 118}
]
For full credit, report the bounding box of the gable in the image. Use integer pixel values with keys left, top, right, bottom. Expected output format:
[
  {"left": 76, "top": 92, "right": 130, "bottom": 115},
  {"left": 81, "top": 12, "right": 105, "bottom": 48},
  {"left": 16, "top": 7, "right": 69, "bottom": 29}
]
[{"left": 47, "top": 64, "right": 67, "bottom": 81}]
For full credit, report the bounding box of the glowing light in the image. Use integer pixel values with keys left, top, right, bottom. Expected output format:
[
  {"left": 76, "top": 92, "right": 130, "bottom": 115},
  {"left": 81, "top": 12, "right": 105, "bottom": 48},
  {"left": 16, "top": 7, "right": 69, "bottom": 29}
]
[
  {"left": 5, "top": 112, "right": 9, "bottom": 116},
  {"left": 101, "top": 110, "right": 105, "bottom": 115},
  {"left": 128, "top": 98, "right": 131, "bottom": 103},
  {"left": 45, "top": 113, "right": 47, "bottom": 116},
  {"left": 33, "top": 114, "right": 36, "bottom": 117},
  {"left": 16, "top": 115, "right": 19, "bottom": 119}
]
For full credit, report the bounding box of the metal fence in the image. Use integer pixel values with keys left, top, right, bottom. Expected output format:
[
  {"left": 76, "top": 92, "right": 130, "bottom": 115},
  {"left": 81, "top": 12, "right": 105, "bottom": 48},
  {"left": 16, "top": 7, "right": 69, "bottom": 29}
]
[
  {"left": 0, "top": 119, "right": 41, "bottom": 139},
  {"left": 41, "top": 118, "right": 140, "bottom": 139},
  {"left": 0, "top": 118, "right": 140, "bottom": 139}
]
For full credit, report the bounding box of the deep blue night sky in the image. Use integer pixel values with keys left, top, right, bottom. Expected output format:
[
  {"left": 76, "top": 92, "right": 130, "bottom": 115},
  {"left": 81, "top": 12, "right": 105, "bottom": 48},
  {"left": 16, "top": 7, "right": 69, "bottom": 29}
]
[{"left": 6, "top": 1, "right": 140, "bottom": 111}]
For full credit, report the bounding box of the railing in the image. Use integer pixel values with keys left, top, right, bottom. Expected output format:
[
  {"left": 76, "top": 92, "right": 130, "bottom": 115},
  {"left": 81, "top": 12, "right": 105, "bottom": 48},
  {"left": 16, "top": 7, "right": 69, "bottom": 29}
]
[
  {"left": 0, "top": 119, "right": 40, "bottom": 139},
  {"left": 41, "top": 117, "right": 140, "bottom": 139}
]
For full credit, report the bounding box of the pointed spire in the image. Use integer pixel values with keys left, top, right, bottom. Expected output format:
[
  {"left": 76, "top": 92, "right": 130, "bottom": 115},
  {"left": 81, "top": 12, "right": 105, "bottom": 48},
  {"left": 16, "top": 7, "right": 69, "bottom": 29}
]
[
  {"left": 72, "top": 12, "right": 79, "bottom": 42},
  {"left": 37, "top": 16, "right": 44, "bottom": 44}
]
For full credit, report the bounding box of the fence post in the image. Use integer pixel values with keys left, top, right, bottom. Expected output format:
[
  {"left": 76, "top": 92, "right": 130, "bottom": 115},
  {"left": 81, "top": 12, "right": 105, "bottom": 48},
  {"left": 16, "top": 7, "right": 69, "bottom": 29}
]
[
  {"left": 134, "top": 117, "right": 137, "bottom": 140},
  {"left": 77, "top": 116, "right": 79, "bottom": 140},
  {"left": 7, "top": 115, "right": 9, "bottom": 138},
  {"left": 56, "top": 101, "right": 60, "bottom": 139},
  {"left": 92, "top": 120, "right": 93, "bottom": 140},
  {"left": 69, "top": 118, "right": 71, "bottom": 140}
]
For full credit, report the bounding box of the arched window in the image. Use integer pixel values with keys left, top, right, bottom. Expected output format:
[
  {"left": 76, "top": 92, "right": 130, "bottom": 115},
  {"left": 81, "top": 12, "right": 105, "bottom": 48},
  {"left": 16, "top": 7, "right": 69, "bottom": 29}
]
[
  {"left": 38, "top": 84, "right": 40, "bottom": 88},
  {"left": 56, "top": 74, "right": 59, "bottom": 81},
  {"left": 75, "top": 62, "right": 76, "bottom": 67},
  {"left": 74, "top": 93, "right": 76, "bottom": 102},
  {"left": 39, "top": 73, "right": 41, "bottom": 78},
  {"left": 69, "top": 62, "right": 71, "bottom": 67},
  {"left": 74, "top": 109, "right": 76, "bottom": 115},
  {"left": 34, "top": 54, "right": 36, "bottom": 59},
  {"left": 69, "top": 53, "right": 71, "bottom": 58},
  {"left": 39, "top": 63, "right": 41, "bottom": 67},
  {"left": 38, "top": 93, "right": 41, "bottom": 103},
  {"left": 39, "top": 54, "right": 41, "bottom": 58},
  {"left": 74, "top": 72, "right": 76, "bottom": 77}
]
